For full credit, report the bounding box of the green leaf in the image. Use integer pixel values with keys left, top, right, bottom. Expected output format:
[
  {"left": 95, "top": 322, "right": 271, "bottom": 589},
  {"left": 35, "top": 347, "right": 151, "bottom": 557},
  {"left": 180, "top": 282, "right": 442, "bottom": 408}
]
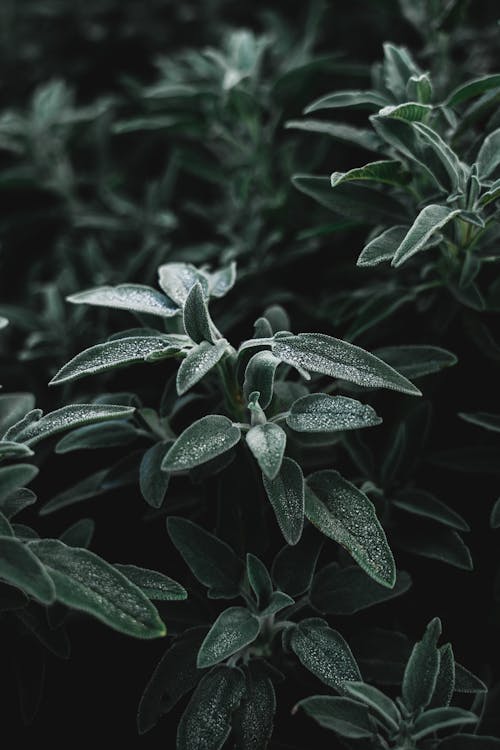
[
  {"left": 286, "top": 119, "right": 381, "bottom": 152},
  {"left": 393, "top": 489, "right": 469, "bottom": 531},
  {"left": 1, "top": 488, "right": 36, "bottom": 519},
  {"left": 177, "top": 666, "right": 245, "bottom": 750},
  {"left": 259, "top": 590, "right": 294, "bottom": 617},
  {"left": 246, "top": 422, "right": 286, "bottom": 480},
  {"left": 287, "top": 394, "right": 381, "bottom": 433},
  {"left": 357, "top": 226, "right": 408, "bottom": 266},
  {"left": 243, "top": 351, "right": 281, "bottom": 409},
  {"left": 373, "top": 346, "right": 457, "bottom": 379},
  {"left": 378, "top": 102, "right": 432, "bottom": 122},
  {"left": 396, "top": 526, "right": 473, "bottom": 569},
  {"left": 479, "top": 177, "right": 500, "bottom": 206},
  {"left": 412, "top": 122, "right": 463, "bottom": 190},
  {"left": 272, "top": 527, "right": 323, "bottom": 597},
  {"left": 331, "top": 160, "right": 408, "bottom": 189},
  {"left": 304, "top": 89, "right": 387, "bottom": 113},
  {"left": 0, "top": 510, "right": 13, "bottom": 536},
  {"left": 446, "top": 74, "right": 500, "bottom": 107},
  {"left": 59, "top": 518, "right": 95, "bottom": 548},
  {"left": 392, "top": 205, "right": 461, "bottom": 267},
  {"left": 177, "top": 340, "right": 228, "bottom": 395},
  {"left": 459, "top": 412, "right": 500, "bottom": 432},
  {"left": 0, "top": 393, "right": 35, "bottom": 434},
  {"left": 305, "top": 471, "right": 395, "bottom": 587},
  {"left": 232, "top": 665, "right": 276, "bottom": 750},
  {"left": 311, "top": 564, "right": 411, "bottom": 615},
  {"left": 454, "top": 663, "right": 487, "bottom": 693},
  {"left": 28, "top": 540, "right": 166, "bottom": 639},
  {"left": 298, "top": 695, "right": 373, "bottom": 738},
  {"left": 0, "top": 536, "right": 55, "bottom": 604},
  {"left": 383, "top": 43, "right": 420, "bottom": 100},
  {"left": 0, "top": 464, "right": 39, "bottom": 502},
  {"left": 477, "top": 127, "right": 500, "bottom": 179},
  {"left": 163, "top": 415, "right": 241, "bottom": 471},
  {"left": 413, "top": 707, "right": 478, "bottom": 739},
  {"left": 197, "top": 607, "right": 260, "bottom": 668},
  {"left": 139, "top": 442, "right": 170, "bottom": 508},
  {"left": 49, "top": 336, "right": 177, "bottom": 385},
  {"left": 262, "top": 457, "right": 304, "bottom": 545},
  {"left": 54, "top": 420, "right": 137, "bottom": 453},
  {"left": 246, "top": 554, "right": 273, "bottom": 609},
  {"left": 67, "top": 284, "right": 179, "bottom": 317},
  {"left": 158, "top": 262, "right": 209, "bottom": 306},
  {"left": 290, "top": 618, "right": 361, "bottom": 690},
  {"left": 8, "top": 404, "right": 135, "bottom": 446},
  {"left": 114, "top": 564, "right": 187, "bottom": 600},
  {"left": 0, "top": 441, "right": 34, "bottom": 460},
  {"left": 491, "top": 498, "right": 500, "bottom": 529},
  {"left": 343, "top": 681, "right": 400, "bottom": 731},
  {"left": 40, "top": 469, "right": 109, "bottom": 516},
  {"left": 272, "top": 333, "right": 420, "bottom": 395},
  {"left": 183, "top": 282, "right": 216, "bottom": 344},
  {"left": 402, "top": 617, "right": 442, "bottom": 712},
  {"left": 431, "top": 644, "right": 455, "bottom": 708},
  {"left": 167, "top": 517, "right": 244, "bottom": 598},
  {"left": 208, "top": 262, "right": 237, "bottom": 298}
]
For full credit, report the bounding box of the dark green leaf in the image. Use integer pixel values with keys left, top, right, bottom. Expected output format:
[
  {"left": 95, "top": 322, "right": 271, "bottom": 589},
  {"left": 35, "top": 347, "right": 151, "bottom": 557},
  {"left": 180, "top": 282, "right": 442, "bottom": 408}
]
[
  {"left": 446, "top": 74, "right": 500, "bottom": 107},
  {"left": 272, "top": 526, "right": 323, "bottom": 597},
  {"left": 54, "top": 420, "right": 137, "bottom": 453},
  {"left": 459, "top": 412, "right": 500, "bottom": 432},
  {"left": 114, "top": 564, "right": 187, "bottom": 600},
  {"left": 177, "top": 340, "right": 228, "bottom": 395},
  {"left": 414, "top": 707, "right": 478, "bottom": 739},
  {"left": 393, "top": 489, "right": 469, "bottom": 531},
  {"left": 246, "top": 422, "right": 286, "bottom": 480},
  {"left": 139, "top": 442, "right": 170, "bottom": 508},
  {"left": 290, "top": 618, "right": 361, "bottom": 690},
  {"left": 183, "top": 282, "right": 216, "bottom": 344},
  {"left": 0, "top": 536, "right": 55, "bottom": 604},
  {"left": 431, "top": 644, "right": 455, "bottom": 708},
  {"left": 232, "top": 665, "right": 276, "bottom": 750},
  {"left": 402, "top": 617, "right": 442, "bottom": 712},
  {"left": 287, "top": 394, "right": 381, "bottom": 433},
  {"left": 373, "top": 346, "right": 457, "bottom": 379},
  {"left": 246, "top": 554, "right": 272, "bottom": 609},
  {"left": 0, "top": 464, "right": 39, "bottom": 502},
  {"left": 391, "top": 205, "right": 461, "bottom": 267},
  {"left": 59, "top": 518, "right": 95, "bottom": 548},
  {"left": 357, "top": 225, "right": 408, "bottom": 266},
  {"left": 297, "top": 695, "right": 374, "bottom": 738},
  {"left": 262, "top": 457, "right": 304, "bottom": 545},
  {"left": 243, "top": 351, "right": 281, "bottom": 409},
  {"left": 67, "top": 284, "right": 178, "bottom": 317},
  {"left": 163, "top": 415, "right": 241, "bottom": 472},
  {"left": 311, "top": 564, "right": 411, "bottom": 615},
  {"left": 197, "top": 607, "right": 260, "bottom": 668},
  {"left": 344, "top": 681, "right": 400, "bottom": 730}
]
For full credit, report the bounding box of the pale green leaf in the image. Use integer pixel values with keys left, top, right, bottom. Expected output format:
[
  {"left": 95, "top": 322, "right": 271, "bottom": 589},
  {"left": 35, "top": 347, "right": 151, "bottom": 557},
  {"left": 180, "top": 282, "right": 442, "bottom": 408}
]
[
  {"left": 163, "top": 415, "right": 241, "bottom": 472},
  {"left": 391, "top": 205, "right": 461, "bottom": 267}
]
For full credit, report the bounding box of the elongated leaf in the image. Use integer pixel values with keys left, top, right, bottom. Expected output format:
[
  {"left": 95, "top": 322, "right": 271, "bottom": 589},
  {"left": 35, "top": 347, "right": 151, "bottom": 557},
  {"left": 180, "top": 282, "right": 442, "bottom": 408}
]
[
  {"left": 431, "top": 644, "right": 455, "bottom": 708},
  {"left": 49, "top": 336, "right": 175, "bottom": 385},
  {"left": 28, "top": 540, "right": 166, "bottom": 638},
  {"left": 0, "top": 393, "right": 36, "bottom": 435},
  {"left": 454, "top": 663, "right": 487, "bottom": 693},
  {"left": 243, "top": 351, "right": 281, "bottom": 409},
  {"left": 378, "top": 102, "right": 432, "bottom": 122},
  {"left": 414, "top": 707, "right": 478, "bottom": 739},
  {"left": 272, "top": 333, "right": 420, "bottom": 395},
  {"left": 197, "top": 607, "right": 260, "bottom": 668},
  {"left": 246, "top": 422, "right": 286, "bottom": 480},
  {"left": 177, "top": 666, "right": 245, "bottom": 750},
  {"left": 392, "top": 205, "right": 461, "bottom": 267},
  {"left": 54, "top": 420, "right": 137, "bottom": 453},
  {"left": 304, "top": 89, "right": 387, "bottom": 113},
  {"left": 259, "top": 590, "right": 294, "bottom": 616},
  {"left": 59, "top": 518, "right": 95, "bottom": 548},
  {"left": 491, "top": 499, "right": 500, "bottom": 529},
  {"left": 40, "top": 469, "right": 109, "bottom": 516},
  {"left": 305, "top": 471, "right": 395, "bottom": 587},
  {"left": 0, "top": 464, "right": 38, "bottom": 502},
  {"left": 477, "top": 128, "right": 500, "bottom": 179},
  {"left": 163, "top": 415, "right": 241, "bottom": 471},
  {"left": 297, "top": 695, "right": 373, "bottom": 738},
  {"left": 344, "top": 681, "right": 400, "bottom": 730},
  {"left": 139, "top": 442, "right": 170, "bottom": 508},
  {"left": 0, "top": 488, "right": 36, "bottom": 519},
  {"left": 232, "top": 665, "right": 276, "bottom": 750},
  {"left": 459, "top": 412, "right": 500, "bottom": 432},
  {"left": 396, "top": 526, "right": 473, "bottom": 569},
  {"left": 246, "top": 554, "right": 273, "bottom": 609},
  {"left": 287, "top": 394, "right": 381, "bottom": 433},
  {"left": 331, "top": 160, "right": 408, "bottom": 189},
  {"left": 357, "top": 225, "right": 408, "bottom": 266},
  {"left": 158, "top": 262, "right": 209, "bottom": 306},
  {"left": 114, "top": 564, "right": 187, "bottom": 600},
  {"left": 0, "top": 441, "right": 34, "bottom": 460},
  {"left": 67, "top": 284, "right": 178, "bottom": 317},
  {"left": 177, "top": 340, "right": 227, "bottom": 395},
  {"left": 167, "top": 517, "right": 244, "bottom": 598},
  {"left": 311, "top": 564, "right": 411, "bottom": 614},
  {"left": 290, "top": 618, "right": 361, "bottom": 690},
  {"left": 383, "top": 43, "right": 420, "bottom": 99},
  {"left": 286, "top": 119, "right": 381, "bottom": 152},
  {"left": 393, "top": 489, "right": 469, "bottom": 531},
  {"left": 373, "top": 346, "right": 457, "bottom": 379},
  {"left": 0, "top": 536, "right": 55, "bottom": 604},
  {"left": 183, "top": 282, "right": 216, "bottom": 344},
  {"left": 402, "top": 617, "right": 442, "bottom": 712},
  {"left": 262, "top": 457, "right": 304, "bottom": 545},
  {"left": 413, "top": 122, "right": 463, "bottom": 190},
  {"left": 446, "top": 74, "right": 500, "bottom": 107}
]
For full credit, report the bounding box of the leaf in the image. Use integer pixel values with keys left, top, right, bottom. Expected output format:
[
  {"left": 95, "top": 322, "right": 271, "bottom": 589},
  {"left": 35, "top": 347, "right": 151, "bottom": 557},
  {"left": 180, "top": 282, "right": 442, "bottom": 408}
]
[
  {"left": 412, "top": 122, "right": 463, "bottom": 190},
  {"left": 232, "top": 665, "right": 276, "bottom": 750},
  {"left": 286, "top": 119, "right": 381, "bottom": 152},
  {"left": 259, "top": 590, "right": 294, "bottom": 617},
  {"left": 139, "top": 442, "right": 170, "bottom": 508},
  {"left": 0, "top": 536, "right": 55, "bottom": 604},
  {"left": 357, "top": 225, "right": 409, "bottom": 266},
  {"left": 413, "top": 707, "right": 478, "bottom": 739},
  {"left": 246, "top": 422, "right": 286, "bottom": 481},
  {"left": 114, "top": 564, "right": 187, "bottom": 600},
  {"left": 246, "top": 554, "right": 273, "bottom": 609},
  {"left": 402, "top": 617, "right": 442, "bottom": 712},
  {"left": 183, "top": 282, "right": 216, "bottom": 344},
  {"left": 431, "top": 644, "right": 455, "bottom": 708},
  {"left": 197, "top": 607, "right": 260, "bottom": 668},
  {"left": 66, "top": 284, "right": 179, "bottom": 317},
  {"left": 304, "top": 90, "right": 387, "bottom": 113},
  {"left": 290, "top": 618, "right": 361, "bottom": 690},
  {"left": 176, "top": 340, "right": 228, "bottom": 395},
  {"left": 59, "top": 518, "right": 95, "bottom": 548},
  {"left": 297, "top": 695, "right": 373, "bottom": 738},
  {"left": 262, "top": 457, "right": 304, "bottom": 545},
  {"left": 0, "top": 393, "right": 35, "bottom": 434},
  {"left": 8, "top": 404, "right": 135, "bottom": 446},
  {"left": 40, "top": 469, "right": 109, "bottom": 516},
  {"left": 477, "top": 127, "right": 500, "bottom": 179},
  {"left": 491, "top": 499, "right": 500, "bottom": 529},
  {"left": 305, "top": 471, "right": 395, "bottom": 588},
  {"left": 158, "top": 262, "right": 209, "bottom": 306},
  {"left": 49, "top": 336, "right": 176, "bottom": 385},
  {"left": 0, "top": 441, "right": 34, "bottom": 459},
  {"left": 54, "top": 420, "right": 137, "bottom": 453},
  {"left": 311, "top": 564, "right": 411, "bottom": 615},
  {"left": 208, "top": 262, "right": 237, "bottom": 298},
  {"left": 330, "top": 160, "right": 408, "bottom": 189},
  {"left": 137, "top": 627, "right": 208, "bottom": 733},
  {"left": 177, "top": 666, "right": 245, "bottom": 750},
  {"left": 163, "top": 415, "right": 241, "bottom": 471},
  {"left": 446, "top": 74, "right": 500, "bottom": 107},
  {"left": 396, "top": 526, "right": 473, "bottom": 569},
  {"left": 378, "top": 102, "right": 433, "bottom": 122},
  {"left": 454, "top": 663, "right": 487, "bottom": 693},
  {"left": 383, "top": 43, "right": 420, "bottom": 100},
  {"left": 243, "top": 351, "right": 281, "bottom": 409},
  {"left": 287, "top": 394, "right": 381, "bottom": 433},
  {"left": 272, "top": 333, "right": 420, "bottom": 395},
  {"left": 28, "top": 540, "right": 166, "bottom": 638},
  {"left": 167, "top": 517, "right": 244, "bottom": 598},
  {"left": 272, "top": 527, "right": 323, "bottom": 597},
  {"left": 391, "top": 205, "right": 461, "bottom": 267},
  {"left": 373, "top": 346, "right": 457, "bottom": 379},
  {"left": 393, "top": 489, "right": 469, "bottom": 531},
  {"left": 459, "top": 412, "right": 500, "bottom": 432},
  {"left": 343, "top": 681, "right": 400, "bottom": 730},
  {"left": 0, "top": 464, "right": 39, "bottom": 502}
]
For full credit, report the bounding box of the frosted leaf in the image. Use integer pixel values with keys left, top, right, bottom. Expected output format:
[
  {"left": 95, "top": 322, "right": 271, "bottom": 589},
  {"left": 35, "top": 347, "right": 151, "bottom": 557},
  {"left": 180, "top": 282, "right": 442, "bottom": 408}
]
[
  {"left": 243, "top": 351, "right": 281, "bottom": 409},
  {"left": 177, "top": 340, "right": 228, "bottom": 395},
  {"left": 183, "top": 283, "right": 217, "bottom": 343},
  {"left": 139, "top": 442, "right": 171, "bottom": 509},
  {"left": 287, "top": 394, "right": 382, "bottom": 433},
  {"left": 197, "top": 607, "right": 260, "bottom": 667},
  {"left": 0, "top": 392, "right": 36, "bottom": 436},
  {"left": 163, "top": 415, "right": 241, "bottom": 472},
  {"left": 0, "top": 441, "right": 34, "bottom": 459},
  {"left": 262, "top": 457, "right": 304, "bottom": 545},
  {"left": 28, "top": 539, "right": 166, "bottom": 639},
  {"left": 311, "top": 564, "right": 411, "bottom": 615},
  {"left": 357, "top": 225, "right": 408, "bottom": 267},
  {"left": 208, "top": 262, "right": 236, "bottom": 298},
  {"left": 158, "top": 262, "right": 209, "bottom": 306},
  {"left": 391, "top": 204, "right": 461, "bottom": 268},
  {"left": 50, "top": 336, "right": 177, "bottom": 385},
  {"left": 246, "top": 423, "right": 286, "bottom": 480},
  {"left": 0, "top": 536, "right": 55, "bottom": 604},
  {"left": 177, "top": 666, "right": 245, "bottom": 750},
  {"left": 9, "top": 404, "right": 135, "bottom": 446},
  {"left": 67, "top": 284, "right": 179, "bottom": 317},
  {"left": 232, "top": 669, "right": 276, "bottom": 749},
  {"left": 402, "top": 618, "right": 442, "bottom": 712},
  {"left": 272, "top": 333, "right": 421, "bottom": 395},
  {"left": 113, "top": 564, "right": 187, "bottom": 601},
  {"left": 290, "top": 618, "right": 361, "bottom": 690},
  {"left": 305, "top": 470, "right": 396, "bottom": 588},
  {"left": 0, "top": 463, "right": 39, "bottom": 502},
  {"left": 297, "top": 695, "right": 373, "bottom": 738}
]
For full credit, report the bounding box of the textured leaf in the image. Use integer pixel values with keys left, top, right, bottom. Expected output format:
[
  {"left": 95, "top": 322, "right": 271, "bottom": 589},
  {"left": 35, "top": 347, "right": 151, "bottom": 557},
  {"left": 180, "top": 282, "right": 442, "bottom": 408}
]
[
  {"left": 344, "top": 681, "right": 400, "bottom": 730},
  {"left": 259, "top": 590, "right": 294, "bottom": 617},
  {"left": 304, "top": 89, "right": 387, "bottom": 113},
  {"left": 454, "top": 663, "right": 487, "bottom": 693},
  {"left": 373, "top": 346, "right": 457, "bottom": 379},
  {"left": 176, "top": 340, "right": 228, "bottom": 395},
  {"left": 391, "top": 205, "right": 461, "bottom": 267},
  {"left": 290, "top": 618, "right": 361, "bottom": 690},
  {"left": 246, "top": 554, "right": 273, "bottom": 609},
  {"left": 0, "top": 393, "right": 35, "bottom": 435},
  {"left": 431, "top": 644, "right": 455, "bottom": 708},
  {"left": 262, "top": 457, "right": 304, "bottom": 545},
  {"left": 383, "top": 43, "right": 420, "bottom": 99},
  {"left": 311, "top": 564, "right": 411, "bottom": 615},
  {"left": 396, "top": 526, "right": 473, "bottom": 569},
  {"left": 183, "top": 282, "right": 216, "bottom": 344},
  {"left": 0, "top": 441, "right": 34, "bottom": 460},
  {"left": 402, "top": 617, "right": 442, "bottom": 712},
  {"left": 163, "top": 415, "right": 241, "bottom": 471},
  {"left": 114, "top": 564, "right": 187, "bottom": 600},
  {"left": 0, "top": 536, "right": 55, "bottom": 604},
  {"left": 272, "top": 333, "right": 420, "bottom": 395},
  {"left": 243, "top": 351, "right": 281, "bottom": 409},
  {"left": 197, "top": 607, "right": 260, "bottom": 668},
  {"left": 413, "top": 122, "right": 464, "bottom": 190},
  {"left": 414, "top": 707, "right": 478, "bottom": 739},
  {"left": 28, "top": 540, "right": 166, "bottom": 638},
  {"left": 139, "top": 442, "right": 170, "bottom": 508},
  {"left": 446, "top": 74, "right": 500, "bottom": 107},
  {"left": 49, "top": 336, "right": 176, "bottom": 385},
  {"left": 0, "top": 488, "right": 36, "bottom": 519},
  {"left": 357, "top": 225, "right": 408, "bottom": 266},
  {"left": 167, "top": 517, "right": 244, "bottom": 598},
  {"left": 67, "top": 284, "right": 179, "bottom": 317},
  {"left": 54, "top": 420, "right": 137, "bottom": 453},
  {"left": 40, "top": 469, "right": 109, "bottom": 516},
  {"left": 287, "top": 394, "right": 381, "bottom": 433},
  {"left": 208, "top": 262, "right": 237, "bottom": 298},
  {"left": 232, "top": 665, "right": 276, "bottom": 750},
  {"left": 477, "top": 127, "right": 500, "bottom": 179},
  {"left": 378, "top": 102, "right": 432, "bottom": 122},
  {"left": 297, "top": 695, "right": 373, "bottom": 738},
  {"left": 158, "top": 262, "right": 209, "bottom": 306},
  {"left": 305, "top": 471, "right": 395, "bottom": 587},
  {"left": 177, "top": 666, "right": 245, "bottom": 750},
  {"left": 59, "top": 518, "right": 95, "bottom": 548},
  {"left": 246, "top": 422, "right": 286, "bottom": 480},
  {"left": 393, "top": 489, "right": 469, "bottom": 531},
  {"left": 286, "top": 119, "right": 381, "bottom": 152},
  {"left": 331, "top": 160, "right": 408, "bottom": 189},
  {"left": 0, "top": 464, "right": 39, "bottom": 502}
]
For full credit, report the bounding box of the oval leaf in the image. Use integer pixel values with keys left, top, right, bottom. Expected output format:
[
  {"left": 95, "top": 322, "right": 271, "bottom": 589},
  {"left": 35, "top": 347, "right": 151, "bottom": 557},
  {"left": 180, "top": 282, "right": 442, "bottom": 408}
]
[
  {"left": 197, "top": 607, "right": 260, "bottom": 668},
  {"left": 290, "top": 618, "right": 361, "bottom": 690},
  {"left": 287, "top": 394, "right": 381, "bottom": 433},
  {"left": 246, "top": 422, "right": 286, "bottom": 480},
  {"left": 163, "top": 415, "right": 241, "bottom": 472},
  {"left": 67, "top": 284, "right": 178, "bottom": 317},
  {"left": 262, "top": 457, "right": 304, "bottom": 545}
]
